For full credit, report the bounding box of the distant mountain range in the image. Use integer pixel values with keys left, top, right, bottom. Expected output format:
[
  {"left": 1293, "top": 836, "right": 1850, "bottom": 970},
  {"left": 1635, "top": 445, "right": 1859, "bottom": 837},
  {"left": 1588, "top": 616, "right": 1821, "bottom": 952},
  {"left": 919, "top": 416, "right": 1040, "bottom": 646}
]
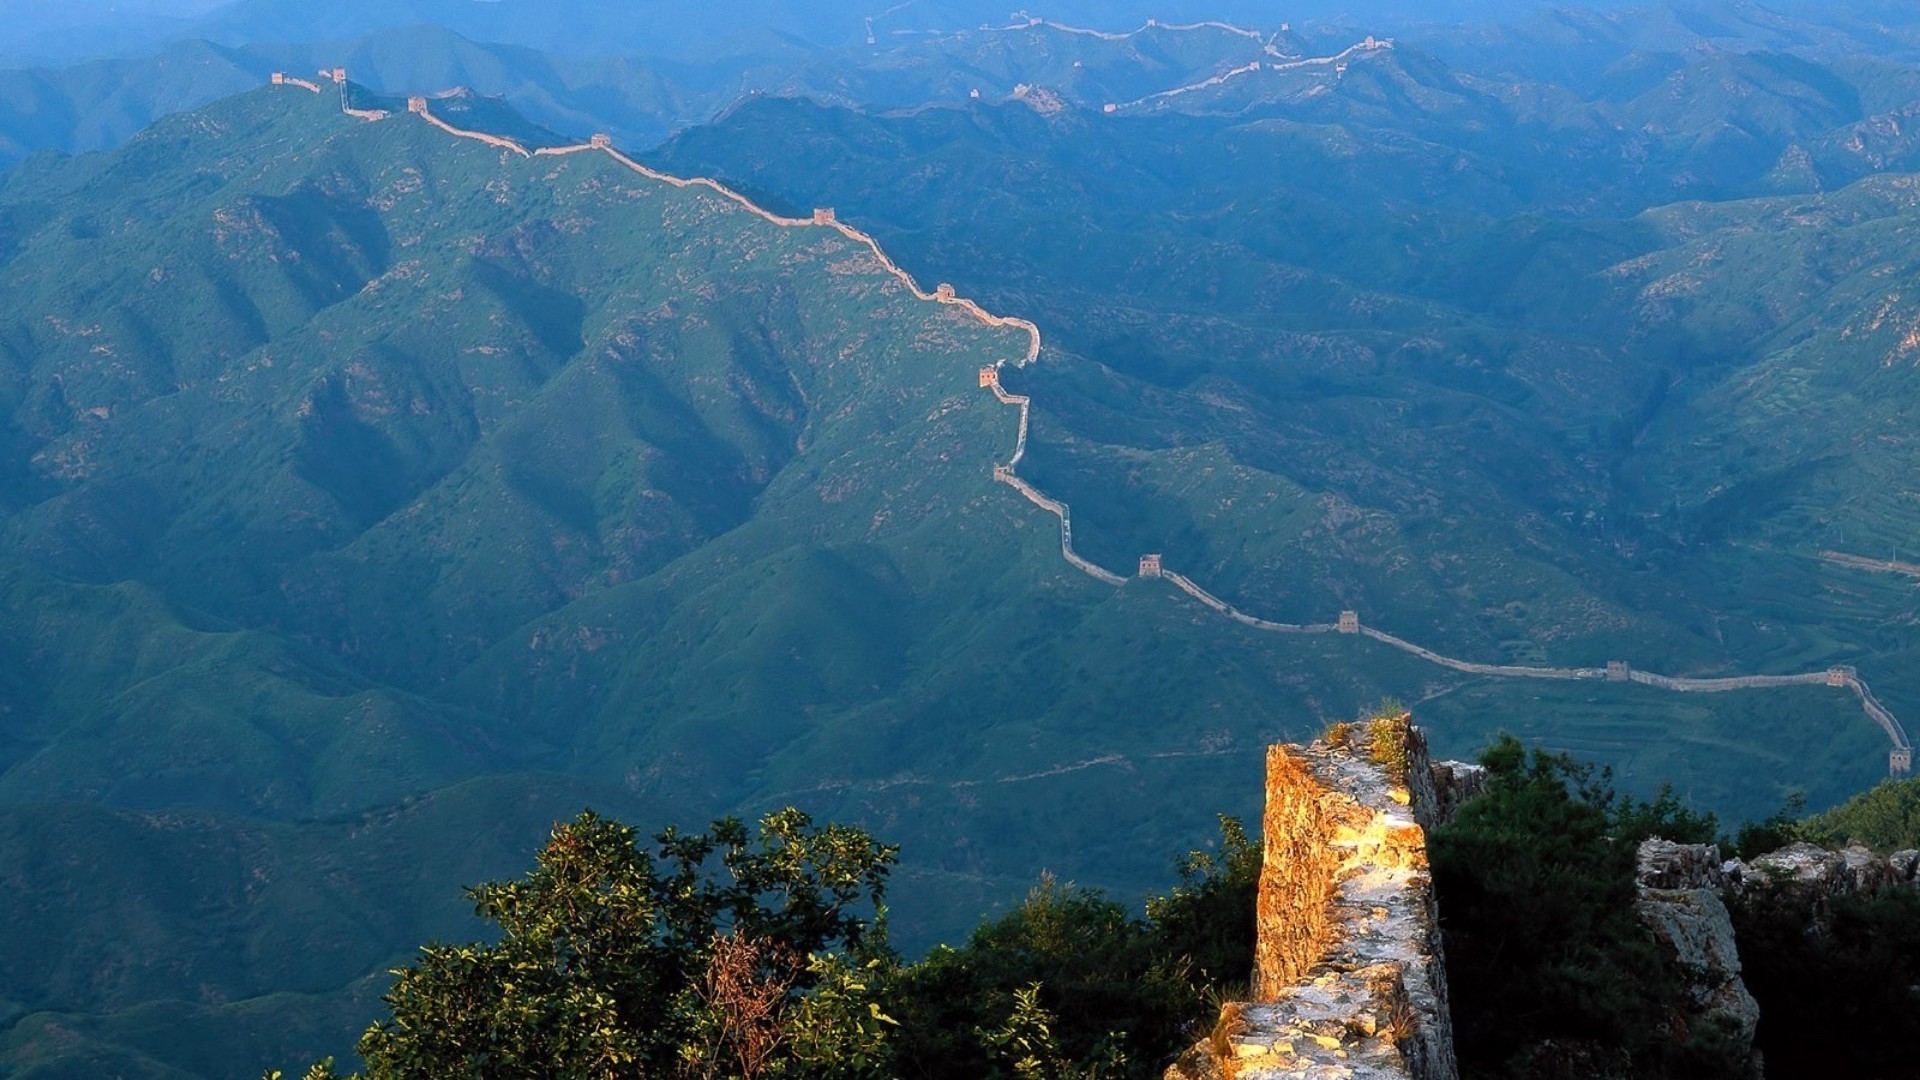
[
  {"left": 1, "top": 0, "right": 1685, "bottom": 68},
  {"left": 5, "top": 3, "right": 1920, "bottom": 1076}
]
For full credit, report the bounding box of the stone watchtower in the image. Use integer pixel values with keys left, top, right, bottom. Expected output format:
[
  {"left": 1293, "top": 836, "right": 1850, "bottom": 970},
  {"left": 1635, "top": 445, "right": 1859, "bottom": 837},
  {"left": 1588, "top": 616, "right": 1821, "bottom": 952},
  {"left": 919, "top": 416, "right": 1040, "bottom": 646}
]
[
  {"left": 271, "top": 72, "right": 285, "bottom": 85},
  {"left": 978, "top": 366, "right": 998, "bottom": 389},
  {"left": 590, "top": 133, "right": 613, "bottom": 149},
  {"left": 330, "top": 67, "right": 347, "bottom": 84},
  {"left": 935, "top": 283, "right": 956, "bottom": 301},
  {"left": 1607, "top": 660, "right": 1631, "bottom": 681},
  {"left": 1894, "top": 747, "right": 1914, "bottom": 774},
  {"left": 1827, "top": 665, "right": 1856, "bottom": 688},
  {"left": 1338, "top": 610, "right": 1359, "bottom": 634},
  {"left": 1138, "top": 553, "right": 1163, "bottom": 578},
  {"left": 407, "top": 96, "right": 428, "bottom": 115},
  {"left": 812, "top": 207, "right": 836, "bottom": 225}
]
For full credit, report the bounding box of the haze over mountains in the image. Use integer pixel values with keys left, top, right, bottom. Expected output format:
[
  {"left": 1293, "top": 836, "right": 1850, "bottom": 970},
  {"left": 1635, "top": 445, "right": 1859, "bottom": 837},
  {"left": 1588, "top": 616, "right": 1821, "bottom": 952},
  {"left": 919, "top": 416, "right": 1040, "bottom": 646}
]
[{"left": 2, "top": 1, "right": 1920, "bottom": 1076}]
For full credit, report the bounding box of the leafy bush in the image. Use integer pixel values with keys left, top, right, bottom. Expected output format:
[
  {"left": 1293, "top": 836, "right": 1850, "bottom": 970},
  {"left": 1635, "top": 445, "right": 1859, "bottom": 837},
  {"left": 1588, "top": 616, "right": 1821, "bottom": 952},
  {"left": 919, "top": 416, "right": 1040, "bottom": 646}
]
[
  {"left": 271, "top": 809, "right": 898, "bottom": 1079},
  {"left": 887, "top": 816, "right": 1257, "bottom": 1080}
]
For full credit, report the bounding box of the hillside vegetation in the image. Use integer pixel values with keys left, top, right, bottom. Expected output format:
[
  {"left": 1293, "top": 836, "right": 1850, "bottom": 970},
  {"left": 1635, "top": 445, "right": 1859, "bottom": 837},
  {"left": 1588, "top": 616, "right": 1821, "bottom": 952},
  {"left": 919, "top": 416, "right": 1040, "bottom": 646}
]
[
  {"left": 0, "top": 83, "right": 1461, "bottom": 1077},
  {"left": 5, "top": 5, "right": 1920, "bottom": 1074}
]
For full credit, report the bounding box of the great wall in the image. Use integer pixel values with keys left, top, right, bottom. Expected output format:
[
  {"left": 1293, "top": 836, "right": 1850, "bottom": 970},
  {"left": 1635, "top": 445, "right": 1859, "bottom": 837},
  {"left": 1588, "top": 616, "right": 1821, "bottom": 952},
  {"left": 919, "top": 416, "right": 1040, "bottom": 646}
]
[
  {"left": 857, "top": 6, "right": 1394, "bottom": 116},
  {"left": 1103, "top": 35, "right": 1393, "bottom": 113},
  {"left": 271, "top": 68, "right": 1914, "bottom": 778}
]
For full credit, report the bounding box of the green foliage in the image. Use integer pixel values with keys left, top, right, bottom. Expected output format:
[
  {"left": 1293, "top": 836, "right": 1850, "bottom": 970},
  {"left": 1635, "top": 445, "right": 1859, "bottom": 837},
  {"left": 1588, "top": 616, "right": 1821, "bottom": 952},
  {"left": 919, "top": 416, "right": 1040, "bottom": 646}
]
[
  {"left": 1729, "top": 793, "right": 1806, "bottom": 860},
  {"left": 282, "top": 809, "right": 896, "bottom": 1079},
  {"left": 1430, "top": 735, "right": 1735, "bottom": 1079},
  {"left": 1731, "top": 882, "right": 1920, "bottom": 1079},
  {"left": 1142, "top": 815, "right": 1260, "bottom": 992},
  {"left": 885, "top": 815, "right": 1254, "bottom": 1080},
  {"left": 977, "top": 985, "right": 1129, "bottom": 1080},
  {"left": 269, "top": 807, "right": 1257, "bottom": 1080},
  {"left": 1800, "top": 777, "right": 1920, "bottom": 852}
]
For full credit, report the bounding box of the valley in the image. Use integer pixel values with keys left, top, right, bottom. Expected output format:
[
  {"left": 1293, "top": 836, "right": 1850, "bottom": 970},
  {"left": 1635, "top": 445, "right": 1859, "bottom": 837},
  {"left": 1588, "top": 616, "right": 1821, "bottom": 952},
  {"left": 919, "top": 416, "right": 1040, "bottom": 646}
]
[
  {"left": 374, "top": 70, "right": 1914, "bottom": 782},
  {"left": 4, "top": 3, "right": 1920, "bottom": 1076}
]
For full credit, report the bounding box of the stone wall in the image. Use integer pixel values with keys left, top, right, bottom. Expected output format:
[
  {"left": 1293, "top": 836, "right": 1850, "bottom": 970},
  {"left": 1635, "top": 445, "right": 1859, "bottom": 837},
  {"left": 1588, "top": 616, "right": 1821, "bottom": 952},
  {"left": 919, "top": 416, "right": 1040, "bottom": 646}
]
[{"left": 1173, "top": 717, "right": 1459, "bottom": 1080}]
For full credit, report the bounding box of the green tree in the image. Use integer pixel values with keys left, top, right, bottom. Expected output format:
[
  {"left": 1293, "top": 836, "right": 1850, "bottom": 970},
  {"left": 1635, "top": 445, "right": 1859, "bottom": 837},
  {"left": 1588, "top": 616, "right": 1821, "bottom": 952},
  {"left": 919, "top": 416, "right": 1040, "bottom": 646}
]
[
  {"left": 1430, "top": 735, "right": 1736, "bottom": 1079},
  {"left": 888, "top": 816, "right": 1256, "bottom": 1080},
  {"left": 274, "top": 808, "right": 897, "bottom": 1080},
  {"left": 1800, "top": 777, "right": 1920, "bottom": 852},
  {"left": 1142, "top": 814, "right": 1259, "bottom": 993}
]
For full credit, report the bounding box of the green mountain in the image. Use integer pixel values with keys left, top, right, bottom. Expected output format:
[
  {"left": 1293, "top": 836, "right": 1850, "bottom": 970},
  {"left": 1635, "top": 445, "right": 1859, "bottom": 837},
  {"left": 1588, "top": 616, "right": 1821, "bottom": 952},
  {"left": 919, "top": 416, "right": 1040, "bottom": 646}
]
[
  {"left": 6, "top": 10, "right": 1920, "bottom": 1073},
  {"left": 646, "top": 78, "right": 1919, "bottom": 797},
  {"left": 0, "top": 82, "right": 1441, "bottom": 1077}
]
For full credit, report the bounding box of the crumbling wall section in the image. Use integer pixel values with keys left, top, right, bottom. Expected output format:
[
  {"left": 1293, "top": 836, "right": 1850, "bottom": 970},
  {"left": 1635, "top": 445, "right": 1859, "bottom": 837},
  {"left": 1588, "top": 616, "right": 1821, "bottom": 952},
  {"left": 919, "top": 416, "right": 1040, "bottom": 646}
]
[
  {"left": 1252, "top": 744, "right": 1341, "bottom": 996},
  {"left": 1177, "top": 718, "right": 1458, "bottom": 1080}
]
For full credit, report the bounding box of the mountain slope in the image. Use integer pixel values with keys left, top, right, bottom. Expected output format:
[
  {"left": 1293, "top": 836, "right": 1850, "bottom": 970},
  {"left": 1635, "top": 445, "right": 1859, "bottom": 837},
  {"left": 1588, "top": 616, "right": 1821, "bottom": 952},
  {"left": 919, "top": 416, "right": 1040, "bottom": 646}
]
[
  {"left": 0, "top": 82, "right": 1436, "bottom": 1078},
  {"left": 2, "top": 59, "right": 1916, "bottom": 1077}
]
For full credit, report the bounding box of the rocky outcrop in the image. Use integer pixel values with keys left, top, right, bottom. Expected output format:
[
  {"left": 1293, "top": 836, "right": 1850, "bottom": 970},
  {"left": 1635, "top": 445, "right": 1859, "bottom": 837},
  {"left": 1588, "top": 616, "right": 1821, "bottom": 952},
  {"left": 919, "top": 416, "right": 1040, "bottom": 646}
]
[
  {"left": 1171, "top": 716, "right": 1457, "bottom": 1080},
  {"left": 1739, "top": 840, "right": 1899, "bottom": 894},
  {"left": 1633, "top": 834, "right": 1920, "bottom": 1078},
  {"left": 1633, "top": 840, "right": 1760, "bottom": 1069}
]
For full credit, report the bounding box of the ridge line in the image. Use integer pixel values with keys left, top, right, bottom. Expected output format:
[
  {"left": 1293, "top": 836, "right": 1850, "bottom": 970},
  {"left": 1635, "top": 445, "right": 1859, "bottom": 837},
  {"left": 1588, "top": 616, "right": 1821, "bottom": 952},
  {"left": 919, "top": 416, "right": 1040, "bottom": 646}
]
[{"left": 285, "top": 73, "right": 1912, "bottom": 777}]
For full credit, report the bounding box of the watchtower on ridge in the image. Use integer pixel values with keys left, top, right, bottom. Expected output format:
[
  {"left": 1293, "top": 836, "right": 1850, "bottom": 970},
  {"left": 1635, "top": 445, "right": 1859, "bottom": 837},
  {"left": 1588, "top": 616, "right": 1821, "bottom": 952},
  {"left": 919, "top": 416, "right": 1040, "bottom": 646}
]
[
  {"left": 407, "top": 97, "right": 428, "bottom": 115},
  {"left": 978, "top": 366, "right": 998, "bottom": 389},
  {"left": 1337, "top": 611, "right": 1359, "bottom": 634},
  {"left": 1894, "top": 747, "right": 1913, "bottom": 774},
  {"left": 271, "top": 72, "right": 285, "bottom": 85},
  {"left": 1607, "top": 660, "right": 1630, "bottom": 681},
  {"left": 1828, "top": 665, "right": 1856, "bottom": 687},
  {"left": 330, "top": 68, "right": 347, "bottom": 84},
  {"left": 812, "top": 207, "right": 836, "bottom": 225},
  {"left": 590, "top": 133, "right": 613, "bottom": 149},
  {"left": 935, "top": 283, "right": 956, "bottom": 301},
  {"left": 1139, "top": 554, "right": 1163, "bottom": 578}
]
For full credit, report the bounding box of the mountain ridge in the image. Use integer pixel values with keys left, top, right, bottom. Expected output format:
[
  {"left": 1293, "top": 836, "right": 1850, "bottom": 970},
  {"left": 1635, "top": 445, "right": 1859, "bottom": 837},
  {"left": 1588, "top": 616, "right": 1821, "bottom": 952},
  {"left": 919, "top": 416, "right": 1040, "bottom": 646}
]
[{"left": 1, "top": 58, "right": 1914, "bottom": 1078}]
